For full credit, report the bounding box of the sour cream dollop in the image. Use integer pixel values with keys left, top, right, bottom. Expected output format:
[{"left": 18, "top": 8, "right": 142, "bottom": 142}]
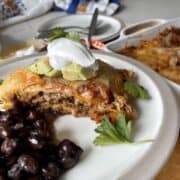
[
  {"left": 47, "top": 38, "right": 97, "bottom": 70},
  {"left": 16, "top": 46, "right": 36, "bottom": 58}
]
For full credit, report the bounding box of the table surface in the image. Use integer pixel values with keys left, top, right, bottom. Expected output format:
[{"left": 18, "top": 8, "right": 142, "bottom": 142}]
[
  {"left": 0, "top": 0, "right": 180, "bottom": 179},
  {"left": 156, "top": 138, "right": 180, "bottom": 180}
]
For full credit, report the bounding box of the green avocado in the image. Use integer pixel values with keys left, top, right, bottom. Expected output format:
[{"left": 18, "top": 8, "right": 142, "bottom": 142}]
[
  {"left": 28, "top": 56, "right": 52, "bottom": 75},
  {"left": 46, "top": 69, "right": 62, "bottom": 77},
  {"left": 28, "top": 57, "right": 95, "bottom": 80},
  {"left": 62, "top": 63, "right": 97, "bottom": 81},
  {"left": 28, "top": 56, "right": 61, "bottom": 77}
]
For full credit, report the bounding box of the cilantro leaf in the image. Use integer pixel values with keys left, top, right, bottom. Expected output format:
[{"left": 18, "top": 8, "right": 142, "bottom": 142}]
[
  {"left": 0, "top": 79, "right": 4, "bottom": 104},
  {"left": 124, "top": 80, "right": 150, "bottom": 99},
  {"left": 94, "top": 113, "right": 133, "bottom": 145},
  {"left": 66, "top": 32, "right": 81, "bottom": 42},
  {"left": 0, "top": 79, "right": 3, "bottom": 85},
  {"left": 48, "top": 27, "right": 67, "bottom": 42},
  {"left": 47, "top": 27, "right": 81, "bottom": 42},
  {"left": 115, "top": 113, "right": 132, "bottom": 141}
]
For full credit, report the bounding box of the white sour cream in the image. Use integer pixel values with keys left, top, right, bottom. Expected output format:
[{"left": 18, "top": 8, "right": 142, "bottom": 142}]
[
  {"left": 16, "top": 46, "right": 36, "bottom": 57},
  {"left": 47, "top": 38, "right": 97, "bottom": 70}
]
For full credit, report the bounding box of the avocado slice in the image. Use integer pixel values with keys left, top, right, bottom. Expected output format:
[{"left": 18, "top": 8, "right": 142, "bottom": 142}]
[
  {"left": 28, "top": 56, "right": 62, "bottom": 77},
  {"left": 28, "top": 56, "right": 52, "bottom": 75},
  {"left": 45, "top": 69, "right": 62, "bottom": 77},
  {"left": 62, "top": 63, "right": 97, "bottom": 81},
  {"left": 28, "top": 57, "right": 95, "bottom": 80}
]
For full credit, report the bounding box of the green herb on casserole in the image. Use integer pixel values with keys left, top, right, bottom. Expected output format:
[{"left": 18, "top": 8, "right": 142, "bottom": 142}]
[{"left": 124, "top": 80, "right": 150, "bottom": 99}]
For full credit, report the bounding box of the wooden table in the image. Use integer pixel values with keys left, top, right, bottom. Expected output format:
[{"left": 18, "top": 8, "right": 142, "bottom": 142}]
[{"left": 156, "top": 137, "right": 180, "bottom": 180}]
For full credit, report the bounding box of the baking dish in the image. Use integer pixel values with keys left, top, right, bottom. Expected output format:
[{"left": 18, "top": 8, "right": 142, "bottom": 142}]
[{"left": 106, "top": 17, "right": 180, "bottom": 109}]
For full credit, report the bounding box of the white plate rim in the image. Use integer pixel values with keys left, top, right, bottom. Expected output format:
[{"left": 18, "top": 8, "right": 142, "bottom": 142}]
[
  {"left": 0, "top": 52, "right": 179, "bottom": 180},
  {"left": 37, "top": 14, "right": 124, "bottom": 42},
  {"left": 94, "top": 52, "right": 179, "bottom": 180}
]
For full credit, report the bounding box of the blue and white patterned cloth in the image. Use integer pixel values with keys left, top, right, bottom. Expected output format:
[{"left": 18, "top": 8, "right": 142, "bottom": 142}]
[
  {"left": 0, "top": 0, "right": 121, "bottom": 28},
  {"left": 54, "top": 0, "right": 121, "bottom": 15},
  {"left": 0, "top": 0, "right": 26, "bottom": 20},
  {"left": 0, "top": 0, "right": 53, "bottom": 28}
]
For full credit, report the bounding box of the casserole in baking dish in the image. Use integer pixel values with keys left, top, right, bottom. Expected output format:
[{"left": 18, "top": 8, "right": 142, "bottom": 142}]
[{"left": 107, "top": 18, "right": 180, "bottom": 106}]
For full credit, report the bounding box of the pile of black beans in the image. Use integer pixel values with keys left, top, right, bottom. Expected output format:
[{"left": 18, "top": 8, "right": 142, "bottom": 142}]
[{"left": 0, "top": 102, "right": 83, "bottom": 179}]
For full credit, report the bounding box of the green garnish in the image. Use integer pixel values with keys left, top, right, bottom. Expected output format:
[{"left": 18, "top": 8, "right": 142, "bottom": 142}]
[
  {"left": 47, "top": 27, "right": 81, "bottom": 42},
  {"left": 65, "top": 32, "right": 81, "bottom": 42},
  {"left": 124, "top": 80, "right": 150, "bottom": 99},
  {"left": 48, "top": 27, "right": 67, "bottom": 42},
  {"left": 0, "top": 80, "right": 4, "bottom": 104},
  {"left": 94, "top": 113, "right": 132, "bottom": 145},
  {"left": 0, "top": 79, "right": 3, "bottom": 85}
]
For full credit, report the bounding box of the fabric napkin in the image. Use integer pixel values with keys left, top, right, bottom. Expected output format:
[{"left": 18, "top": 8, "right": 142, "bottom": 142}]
[
  {"left": 0, "top": 0, "right": 53, "bottom": 28},
  {"left": 54, "top": 0, "right": 121, "bottom": 15}
]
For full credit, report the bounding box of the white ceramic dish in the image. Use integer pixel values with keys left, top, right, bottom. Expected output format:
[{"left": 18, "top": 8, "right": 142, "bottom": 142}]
[
  {"left": 0, "top": 52, "right": 179, "bottom": 180},
  {"left": 106, "top": 17, "right": 180, "bottom": 112},
  {"left": 38, "top": 14, "right": 124, "bottom": 42}
]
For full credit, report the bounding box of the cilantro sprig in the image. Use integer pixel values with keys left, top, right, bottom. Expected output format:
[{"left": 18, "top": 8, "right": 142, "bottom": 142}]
[
  {"left": 65, "top": 31, "right": 81, "bottom": 42},
  {"left": 94, "top": 113, "right": 133, "bottom": 145},
  {"left": 48, "top": 27, "right": 66, "bottom": 42},
  {"left": 94, "top": 113, "right": 153, "bottom": 146},
  {"left": 0, "top": 79, "right": 3, "bottom": 85},
  {"left": 124, "top": 80, "right": 150, "bottom": 99},
  {"left": 47, "top": 27, "right": 81, "bottom": 42}
]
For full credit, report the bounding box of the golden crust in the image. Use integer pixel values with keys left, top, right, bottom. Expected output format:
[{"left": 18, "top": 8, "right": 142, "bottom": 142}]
[
  {"left": 119, "top": 27, "right": 180, "bottom": 84},
  {"left": 0, "top": 69, "right": 45, "bottom": 102},
  {"left": 0, "top": 61, "right": 137, "bottom": 122}
]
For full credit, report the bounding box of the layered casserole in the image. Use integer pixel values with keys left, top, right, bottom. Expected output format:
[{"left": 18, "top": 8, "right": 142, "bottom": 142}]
[
  {"left": 0, "top": 59, "right": 137, "bottom": 123},
  {"left": 119, "top": 27, "right": 180, "bottom": 84}
]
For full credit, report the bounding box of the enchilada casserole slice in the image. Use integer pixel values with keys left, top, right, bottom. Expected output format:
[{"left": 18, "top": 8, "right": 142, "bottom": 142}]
[{"left": 0, "top": 60, "right": 137, "bottom": 123}]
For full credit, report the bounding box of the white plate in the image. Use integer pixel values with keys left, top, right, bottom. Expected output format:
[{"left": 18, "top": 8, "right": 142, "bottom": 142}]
[
  {"left": 38, "top": 14, "right": 124, "bottom": 42},
  {"left": 0, "top": 52, "right": 179, "bottom": 180}
]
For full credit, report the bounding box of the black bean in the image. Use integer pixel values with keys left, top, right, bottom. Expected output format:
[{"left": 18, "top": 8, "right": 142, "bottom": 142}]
[
  {"left": 58, "top": 139, "right": 83, "bottom": 169},
  {"left": 15, "top": 126, "right": 30, "bottom": 138},
  {"left": 0, "top": 111, "right": 10, "bottom": 122},
  {"left": 27, "top": 175, "right": 43, "bottom": 180},
  {"left": 43, "top": 144, "right": 58, "bottom": 162},
  {"left": 16, "top": 140, "right": 29, "bottom": 153},
  {"left": 0, "top": 155, "right": 6, "bottom": 166},
  {"left": 6, "top": 155, "right": 17, "bottom": 167},
  {"left": 41, "top": 162, "right": 62, "bottom": 180},
  {"left": 18, "top": 154, "right": 38, "bottom": 174},
  {"left": 12, "top": 115, "right": 24, "bottom": 124},
  {"left": 1, "top": 138, "right": 17, "bottom": 156},
  {"left": 8, "top": 163, "right": 21, "bottom": 179},
  {"left": 29, "top": 130, "right": 39, "bottom": 136},
  {"left": 12, "top": 122, "right": 24, "bottom": 131},
  {"left": 0, "top": 166, "right": 6, "bottom": 175},
  {"left": 26, "top": 111, "right": 38, "bottom": 122},
  {"left": 0, "top": 124, "right": 12, "bottom": 139},
  {"left": 28, "top": 135, "right": 45, "bottom": 150},
  {"left": 33, "top": 119, "right": 48, "bottom": 137},
  {"left": 0, "top": 102, "right": 82, "bottom": 179},
  {"left": 0, "top": 175, "right": 6, "bottom": 180}
]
